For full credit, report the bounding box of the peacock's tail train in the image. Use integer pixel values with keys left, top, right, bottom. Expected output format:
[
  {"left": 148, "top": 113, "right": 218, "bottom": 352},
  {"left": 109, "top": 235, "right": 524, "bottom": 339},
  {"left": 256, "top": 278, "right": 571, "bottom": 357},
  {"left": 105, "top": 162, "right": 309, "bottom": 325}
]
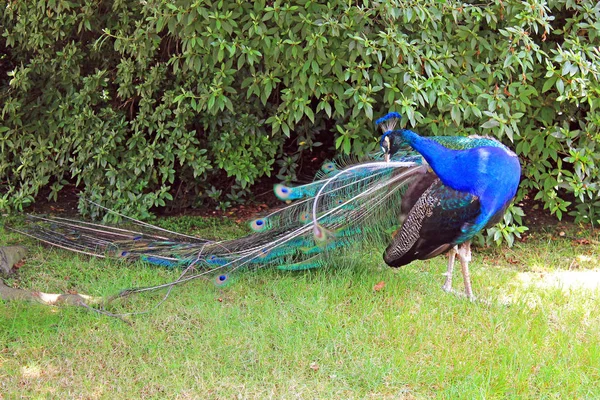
[{"left": 13, "top": 155, "right": 427, "bottom": 288}]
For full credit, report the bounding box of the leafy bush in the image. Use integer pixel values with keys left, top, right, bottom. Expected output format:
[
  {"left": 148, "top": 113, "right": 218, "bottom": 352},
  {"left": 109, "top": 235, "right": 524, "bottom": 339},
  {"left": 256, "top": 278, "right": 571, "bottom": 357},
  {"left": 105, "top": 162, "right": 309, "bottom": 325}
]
[{"left": 1, "top": 0, "right": 599, "bottom": 231}]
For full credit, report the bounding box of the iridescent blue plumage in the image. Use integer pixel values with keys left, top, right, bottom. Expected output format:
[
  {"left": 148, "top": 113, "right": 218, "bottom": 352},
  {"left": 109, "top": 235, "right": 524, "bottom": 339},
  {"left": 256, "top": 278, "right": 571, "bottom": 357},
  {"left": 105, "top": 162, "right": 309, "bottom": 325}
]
[{"left": 377, "top": 112, "right": 521, "bottom": 298}]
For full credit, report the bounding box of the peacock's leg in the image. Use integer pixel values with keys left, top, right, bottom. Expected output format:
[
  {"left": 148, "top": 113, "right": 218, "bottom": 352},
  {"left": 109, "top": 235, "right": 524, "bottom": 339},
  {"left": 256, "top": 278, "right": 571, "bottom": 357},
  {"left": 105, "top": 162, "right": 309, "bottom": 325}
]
[
  {"left": 457, "top": 241, "right": 474, "bottom": 300},
  {"left": 442, "top": 246, "right": 457, "bottom": 292}
]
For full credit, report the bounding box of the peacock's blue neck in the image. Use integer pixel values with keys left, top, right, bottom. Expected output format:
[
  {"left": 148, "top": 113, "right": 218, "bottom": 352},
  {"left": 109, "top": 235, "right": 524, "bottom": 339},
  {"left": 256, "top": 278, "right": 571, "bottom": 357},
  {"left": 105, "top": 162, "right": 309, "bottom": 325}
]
[{"left": 400, "top": 130, "right": 468, "bottom": 190}]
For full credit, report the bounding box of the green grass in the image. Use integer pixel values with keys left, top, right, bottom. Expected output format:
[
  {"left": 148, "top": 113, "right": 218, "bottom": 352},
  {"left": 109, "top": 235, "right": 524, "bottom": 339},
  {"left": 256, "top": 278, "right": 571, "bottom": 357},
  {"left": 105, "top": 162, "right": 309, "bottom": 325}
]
[{"left": 1, "top": 216, "right": 599, "bottom": 399}]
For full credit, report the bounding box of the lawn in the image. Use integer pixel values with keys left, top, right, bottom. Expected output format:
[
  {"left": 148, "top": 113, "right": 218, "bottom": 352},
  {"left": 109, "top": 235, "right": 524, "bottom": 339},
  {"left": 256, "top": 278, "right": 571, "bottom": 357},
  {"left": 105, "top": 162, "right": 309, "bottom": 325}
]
[{"left": 1, "top": 215, "right": 599, "bottom": 399}]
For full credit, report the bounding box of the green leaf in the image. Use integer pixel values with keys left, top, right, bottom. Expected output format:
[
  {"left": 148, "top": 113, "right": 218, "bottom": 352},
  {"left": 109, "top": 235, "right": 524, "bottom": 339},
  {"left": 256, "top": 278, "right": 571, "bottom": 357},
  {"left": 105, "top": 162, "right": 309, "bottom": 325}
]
[
  {"left": 556, "top": 79, "right": 564, "bottom": 94},
  {"left": 343, "top": 137, "right": 351, "bottom": 154},
  {"left": 542, "top": 76, "right": 557, "bottom": 93},
  {"left": 481, "top": 119, "right": 499, "bottom": 129},
  {"left": 450, "top": 105, "right": 461, "bottom": 126},
  {"left": 304, "top": 107, "right": 315, "bottom": 123}
]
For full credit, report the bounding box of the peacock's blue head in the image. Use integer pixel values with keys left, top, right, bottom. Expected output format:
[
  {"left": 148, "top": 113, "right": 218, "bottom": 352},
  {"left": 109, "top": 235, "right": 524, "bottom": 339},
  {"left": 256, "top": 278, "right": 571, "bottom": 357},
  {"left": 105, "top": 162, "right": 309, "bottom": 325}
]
[{"left": 376, "top": 112, "right": 406, "bottom": 161}]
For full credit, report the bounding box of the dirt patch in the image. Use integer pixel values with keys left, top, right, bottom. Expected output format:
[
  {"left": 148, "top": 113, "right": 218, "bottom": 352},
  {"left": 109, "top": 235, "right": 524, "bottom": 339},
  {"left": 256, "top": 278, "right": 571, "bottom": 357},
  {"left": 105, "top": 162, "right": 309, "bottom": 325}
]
[{"left": 515, "top": 269, "right": 600, "bottom": 291}]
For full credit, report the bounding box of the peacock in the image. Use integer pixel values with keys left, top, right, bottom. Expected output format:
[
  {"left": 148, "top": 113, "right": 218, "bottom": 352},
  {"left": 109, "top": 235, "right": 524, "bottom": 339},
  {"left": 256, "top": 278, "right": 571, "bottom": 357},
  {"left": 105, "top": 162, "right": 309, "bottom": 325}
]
[
  {"left": 377, "top": 112, "right": 521, "bottom": 298},
  {"left": 11, "top": 112, "right": 520, "bottom": 303}
]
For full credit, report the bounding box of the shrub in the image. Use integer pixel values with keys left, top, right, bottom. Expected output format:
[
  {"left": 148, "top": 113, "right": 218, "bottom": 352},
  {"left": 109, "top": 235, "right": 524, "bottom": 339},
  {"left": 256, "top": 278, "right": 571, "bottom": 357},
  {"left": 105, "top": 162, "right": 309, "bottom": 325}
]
[{"left": 1, "top": 0, "right": 599, "bottom": 231}]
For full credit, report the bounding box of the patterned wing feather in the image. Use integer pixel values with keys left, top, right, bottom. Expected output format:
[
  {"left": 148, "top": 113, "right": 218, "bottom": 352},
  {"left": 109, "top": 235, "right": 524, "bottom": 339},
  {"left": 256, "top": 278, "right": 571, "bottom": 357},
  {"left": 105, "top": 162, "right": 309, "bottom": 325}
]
[{"left": 383, "top": 174, "right": 482, "bottom": 267}]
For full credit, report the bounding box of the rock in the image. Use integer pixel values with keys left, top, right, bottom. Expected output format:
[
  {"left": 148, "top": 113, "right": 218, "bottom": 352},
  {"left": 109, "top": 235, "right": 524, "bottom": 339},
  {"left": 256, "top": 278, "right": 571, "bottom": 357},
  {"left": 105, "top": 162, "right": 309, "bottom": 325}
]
[{"left": 0, "top": 246, "right": 28, "bottom": 274}]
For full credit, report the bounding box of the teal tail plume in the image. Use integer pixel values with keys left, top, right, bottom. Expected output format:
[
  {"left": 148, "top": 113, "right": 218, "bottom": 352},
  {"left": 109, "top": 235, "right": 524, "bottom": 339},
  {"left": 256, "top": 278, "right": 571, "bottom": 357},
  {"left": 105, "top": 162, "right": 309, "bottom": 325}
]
[{"left": 13, "top": 158, "right": 425, "bottom": 291}]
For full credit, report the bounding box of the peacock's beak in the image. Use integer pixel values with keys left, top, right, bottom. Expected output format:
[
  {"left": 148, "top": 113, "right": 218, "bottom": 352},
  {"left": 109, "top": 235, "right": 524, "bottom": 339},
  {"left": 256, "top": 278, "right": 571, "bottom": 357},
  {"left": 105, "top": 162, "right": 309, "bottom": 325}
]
[{"left": 381, "top": 136, "right": 391, "bottom": 162}]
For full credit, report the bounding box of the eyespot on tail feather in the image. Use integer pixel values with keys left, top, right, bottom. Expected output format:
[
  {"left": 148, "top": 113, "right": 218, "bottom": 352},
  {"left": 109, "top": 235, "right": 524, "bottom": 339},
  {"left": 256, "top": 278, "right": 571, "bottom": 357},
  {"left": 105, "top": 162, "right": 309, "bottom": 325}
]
[
  {"left": 313, "top": 223, "right": 334, "bottom": 245},
  {"left": 213, "top": 273, "right": 234, "bottom": 287},
  {"left": 274, "top": 183, "right": 297, "bottom": 200},
  {"left": 321, "top": 162, "right": 337, "bottom": 174},
  {"left": 250, "top": 217, "right": 270, "bottom": 232},
  {"left": 299, "top": 212, "right": 311, "bottom": 224}
]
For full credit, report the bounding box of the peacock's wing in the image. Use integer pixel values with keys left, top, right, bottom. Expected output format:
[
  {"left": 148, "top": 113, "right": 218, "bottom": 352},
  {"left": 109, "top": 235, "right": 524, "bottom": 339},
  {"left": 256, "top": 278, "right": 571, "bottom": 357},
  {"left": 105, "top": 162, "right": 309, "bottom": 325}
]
[{"left": 382, "top": 173, "right": 482, "bottom": 267}]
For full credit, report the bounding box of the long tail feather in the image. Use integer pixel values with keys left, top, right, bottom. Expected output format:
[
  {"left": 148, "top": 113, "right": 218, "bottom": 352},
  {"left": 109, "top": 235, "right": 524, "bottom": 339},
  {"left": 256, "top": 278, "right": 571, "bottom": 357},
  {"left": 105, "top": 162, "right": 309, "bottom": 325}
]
[{"left": 13, "top": 156, "right": 427, "bottom": 297}]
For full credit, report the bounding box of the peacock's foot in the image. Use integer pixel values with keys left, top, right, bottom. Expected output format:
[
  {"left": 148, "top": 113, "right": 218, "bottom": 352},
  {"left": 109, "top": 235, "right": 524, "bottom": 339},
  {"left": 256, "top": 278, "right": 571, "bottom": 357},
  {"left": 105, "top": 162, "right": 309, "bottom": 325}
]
[
  {"left": 441, "top": 277, "right": 453, "bottom": 293},
  {"left": 442, "top": 286, "right": 476, "bottom": 302}
]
